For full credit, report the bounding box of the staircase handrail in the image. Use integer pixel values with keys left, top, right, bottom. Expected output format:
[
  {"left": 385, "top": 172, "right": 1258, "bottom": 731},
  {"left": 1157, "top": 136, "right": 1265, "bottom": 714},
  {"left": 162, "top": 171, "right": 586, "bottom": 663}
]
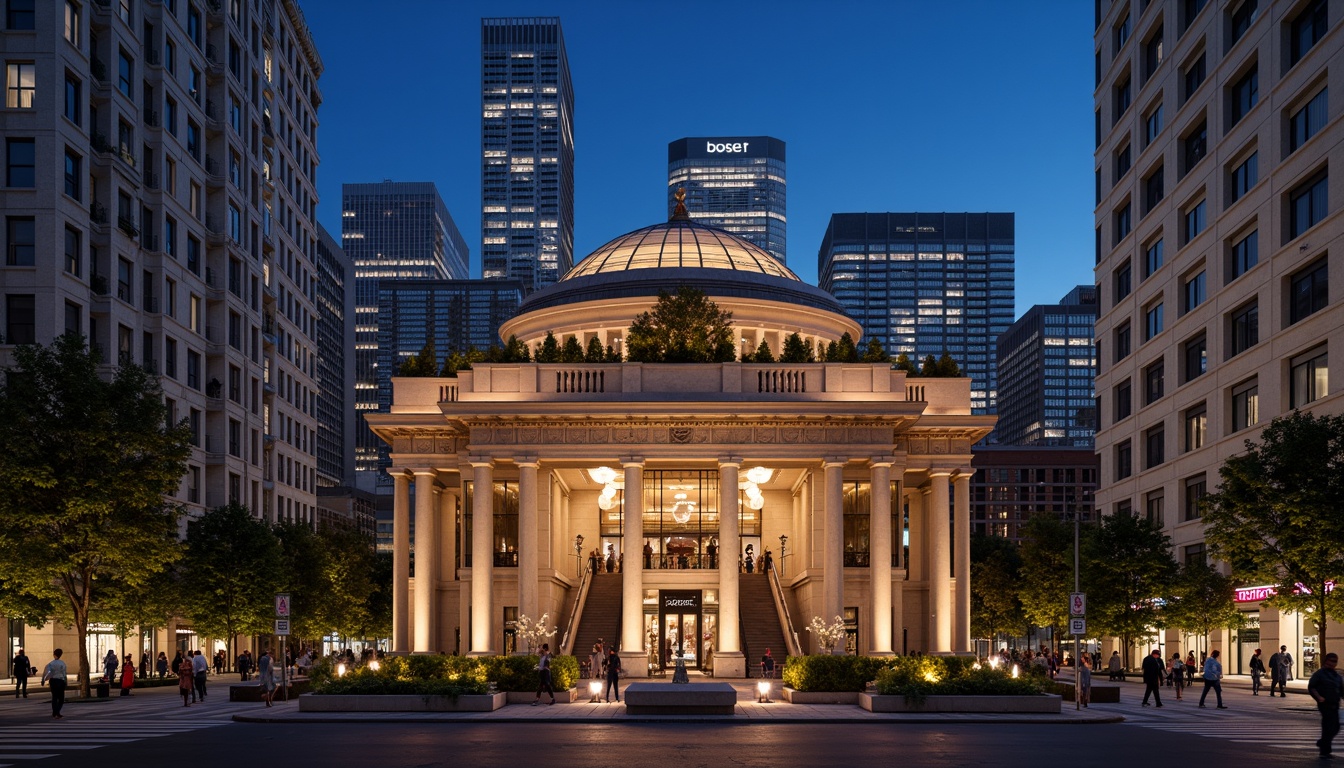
[
  {"left": 768, "top": 565, "right": 804, "bottom": 658},
  {"left": 558, "top": 565, "right": 591, "bottom": 656}
]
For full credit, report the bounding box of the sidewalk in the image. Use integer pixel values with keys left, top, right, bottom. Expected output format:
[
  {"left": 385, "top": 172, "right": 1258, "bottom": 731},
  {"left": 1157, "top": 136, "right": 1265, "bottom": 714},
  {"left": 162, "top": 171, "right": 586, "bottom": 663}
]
[
  {"left": 1056, "top": 670, "right": 1313, "bottom": 696},
  {"left": 230, "top": 678, "right": 1125, "bottom": 725}
]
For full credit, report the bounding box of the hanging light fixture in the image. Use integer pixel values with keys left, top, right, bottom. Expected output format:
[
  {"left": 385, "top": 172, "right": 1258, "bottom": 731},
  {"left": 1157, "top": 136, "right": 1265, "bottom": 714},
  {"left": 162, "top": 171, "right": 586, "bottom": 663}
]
[
  {"left": 745, "top": 466, "right": 772, "bottom": 485},
  {"left": 590, "top": 466, "right": 617, "bottom": 485}
]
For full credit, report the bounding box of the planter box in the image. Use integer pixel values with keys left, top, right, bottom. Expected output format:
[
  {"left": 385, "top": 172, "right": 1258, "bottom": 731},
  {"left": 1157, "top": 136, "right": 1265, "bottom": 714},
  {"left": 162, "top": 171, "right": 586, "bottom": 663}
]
[
  {"left": 505, "top": 688, "right": 578, "bottom": 704},
  {"left": 782, "top": 688, "right": 860, "bottom": 705},
  {"left": 1053, "top": 682, "right": 1121, "bottom": 703},
  {"left": 860, "top": 693, "right": 1062, "bottom": 713},
  {"left": 230, "top": 680, "right": 311, "bottom": 702},
  {"left": 298, "top": 692, "right": 506, "bottom": 712}
]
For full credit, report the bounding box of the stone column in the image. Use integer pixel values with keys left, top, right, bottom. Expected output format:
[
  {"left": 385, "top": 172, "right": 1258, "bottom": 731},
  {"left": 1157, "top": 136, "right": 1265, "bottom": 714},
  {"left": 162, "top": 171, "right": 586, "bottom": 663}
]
[
  {"left": 549, "top": 474, "right": 564, "bottom": 575},
  {"left": 392, "top": 471, "right": 410, "bottom": 653},
  {"left": 906, "top": 486, "right": 925, "bottom": 583},
  {"left": 517, "top": 459, "right": 540, "bottom": 623},
  {"left": 928, "top": 470, "right": 953, "bottom": 653},
  {"left": 413, "top": 470, "right": 438, "bottom": 653},
  {"left": 869, "top": 460, "right": 893, "bottom": 655},
  {"left": 892, "top": 477, "right": 905, "bottom": 653},
  {"left": 715, "top": 457, "right": 745, "bottom": 676},
  {"left": 822, "top": 459, "right": 846, "bottom": 635},
  {"left": 469, "top": 459, "right": 494, "bottom": 655},
  {"left": 438, "top": 483, "right": 458, "bottom": 647},
  {"left": 954, "top": 470, "right": 973, "bottom": 654},
  {"left": 619, "top": 459, "right": 646, "bottom": 676}
]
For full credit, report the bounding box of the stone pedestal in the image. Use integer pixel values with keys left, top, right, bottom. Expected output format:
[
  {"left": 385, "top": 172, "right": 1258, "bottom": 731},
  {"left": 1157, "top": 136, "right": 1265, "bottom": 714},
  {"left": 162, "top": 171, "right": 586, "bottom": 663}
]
[
  {"left": 710, "top": 650, "right": 745, "bottom": 678},
  {"left": 618, "top": 650, "right": 647, "bottom": 679}
]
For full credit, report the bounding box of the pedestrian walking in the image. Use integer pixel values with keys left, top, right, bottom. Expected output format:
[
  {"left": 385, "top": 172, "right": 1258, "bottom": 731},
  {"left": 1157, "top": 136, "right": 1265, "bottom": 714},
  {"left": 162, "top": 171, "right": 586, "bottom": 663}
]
[
  {"left": 191, "top": 649, "right": 209, "bottom": 701},
  {"left": 171, "top": 650, "right": 183, "bottom": 676},
  {"left": 605, "top": 647, "right": 622, "bottom": 703},
  {"left": 707, "top": 539, "right": 718, "bottom": 569},
  {"left": 177, "top": 654, "right": 194, "bottom": 707},
  {"left": 1078, "top": 654, "right": 1093, "bottom": 708},
  {"left": 237, "top": 650, "right": 251, "bottom": 681},
  {"left": 1169, "top": 653, "right": 1185, "bottom": 700},
  {"left": 213, "top": 650, "right": 224, "bottom": 675},
  {"left": 763, "top": 549, "right": 773, "bottom": 572},
  {"left": 119, "top": 654, "right": 135, "bottom": 696},
  {"left": 40, "top": 648, "right": 67, "bottom": 719},
  {"left": 1198, "top": 649, "right": 1227, "bottom": 708},
  {"left": 156, "top": 651, "right": 168, "bottom": 679},
  {"left": 532, "top": 642, "right": 556, "bottom": 705},
  {"left": 1308, "top": 652, "right": 1343, "bottom": 758},
  {"left": 1108, "top": 650, "right": 1124, "bottom": 681},
  {"left": 1185, "top": 652, "right": 1196, "bottom": 685},
  {"left": 139, "top": 652, "right": 148, "bottom": 679},
  {"left": 257, "top": 648, "right": 276, "bottom": 707},
  {"left": 1270, "top": 645, "right": 1294, "bottom": 697},
  {"left": 1250, "top": 648, "right": 1266, "bottom": 695},
  {"left": 11, "top": 647, "right": 30, "bottom": 698},
  {"left": 1141, "top": 649, "right": 1165, "bottom": 707},
  {"left": 102, "top": 649, "right": 117, "bottom": 683}
]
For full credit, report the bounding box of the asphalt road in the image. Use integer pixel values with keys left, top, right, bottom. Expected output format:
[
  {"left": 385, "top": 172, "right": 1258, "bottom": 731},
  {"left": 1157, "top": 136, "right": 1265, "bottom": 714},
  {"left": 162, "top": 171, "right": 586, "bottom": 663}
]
[{"left": 17, "top": 720, "right": 1317, "bottom": 768}]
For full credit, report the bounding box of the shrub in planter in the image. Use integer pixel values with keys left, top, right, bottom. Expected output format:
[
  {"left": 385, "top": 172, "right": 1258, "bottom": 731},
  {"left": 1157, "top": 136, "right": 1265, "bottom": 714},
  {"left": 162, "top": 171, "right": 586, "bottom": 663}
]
[
  {"left": 781, "top": 654, "right": 886, "bottom": 692},
  {"left": 310, "top": 655, "right": 489, "bottom": 697},
  {"left": 480, "top": 654, "right": 578, "bottom": 692},
  {"left": 874, "top": 657, "right": 1049, "bottom": 700}
]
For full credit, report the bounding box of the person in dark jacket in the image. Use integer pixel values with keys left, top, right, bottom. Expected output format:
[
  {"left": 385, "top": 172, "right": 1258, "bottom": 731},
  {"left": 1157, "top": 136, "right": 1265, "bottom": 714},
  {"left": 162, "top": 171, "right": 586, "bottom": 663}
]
[
  {"left": 1309, "top": 652, "right": 1343, "bottom": 758},
  {"left": 1250, "top": 648, "right": 1266, "bottom": 695},
  {"left": 605, "top": 647, "right": 622, "bottom": 703},
  {"left": 12, "top": 648, "right": 30, "bottom": 698},
  {"left": 1141, "top": 649, "right": 1165, "bottom": 707}
]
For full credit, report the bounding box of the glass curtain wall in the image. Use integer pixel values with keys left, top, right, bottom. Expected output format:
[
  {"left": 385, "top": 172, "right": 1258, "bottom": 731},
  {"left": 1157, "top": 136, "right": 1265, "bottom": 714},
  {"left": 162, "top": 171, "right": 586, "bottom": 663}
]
[{"left": 462, "top": 481, "right": 520, "bottom": 567}]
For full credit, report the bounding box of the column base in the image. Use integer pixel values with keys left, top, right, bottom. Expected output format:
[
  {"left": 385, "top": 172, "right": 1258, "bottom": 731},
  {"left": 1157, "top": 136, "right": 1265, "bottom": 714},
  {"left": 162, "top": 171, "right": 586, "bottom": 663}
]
[
  {"left": 709, "top": 651, "right": 745, "bottom": 678},
  {"left": 618, "top": 651, "right": 648, "bottom": 679}
]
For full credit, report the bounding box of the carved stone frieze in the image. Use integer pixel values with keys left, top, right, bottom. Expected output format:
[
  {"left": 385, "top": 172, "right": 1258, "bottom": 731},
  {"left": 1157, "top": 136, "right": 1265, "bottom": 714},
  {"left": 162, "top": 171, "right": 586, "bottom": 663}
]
[{"left": 453, "top": 420, "right": 905, "bottom": 448}]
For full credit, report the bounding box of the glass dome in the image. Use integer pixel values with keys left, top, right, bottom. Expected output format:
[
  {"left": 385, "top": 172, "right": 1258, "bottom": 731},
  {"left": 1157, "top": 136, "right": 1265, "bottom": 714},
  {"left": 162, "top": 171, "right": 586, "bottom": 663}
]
[{"left": 562, "top": 218, "right": 799, "bottom": 281}]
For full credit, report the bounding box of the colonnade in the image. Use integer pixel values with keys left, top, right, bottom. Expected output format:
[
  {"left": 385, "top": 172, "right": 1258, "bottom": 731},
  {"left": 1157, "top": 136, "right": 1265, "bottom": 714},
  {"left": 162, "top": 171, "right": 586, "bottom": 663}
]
[{"left": 387, "top": 458, "right": 974, "bottom": 662}]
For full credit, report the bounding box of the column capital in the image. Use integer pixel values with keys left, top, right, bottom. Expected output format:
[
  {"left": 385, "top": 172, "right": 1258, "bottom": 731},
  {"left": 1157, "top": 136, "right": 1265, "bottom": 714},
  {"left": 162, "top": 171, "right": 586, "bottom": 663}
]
[
  {"left": 867, "top": 457, "right": 895, "bottom": 469},
  {"left": 717, "top": 455, "right": 742, "bottom": 468},
  {"left": 387, "top": 467, "right": 414, "bottom": 479},
  {"left": 468, "top": 456, "right": 494, "bottom": 469},
  {"left": 515, "top": 456, "right": 540, "bottom": 469},
  {"left": 954, "top": 467, "right": 976, "bottom": 481},
  {"left": 928, "top": 468, "right": 956, "bottom": 478},
  {"left": 411, "top": 467, "right": 437, "bottom": 477},
  {"left": 620, "top": 456, "right": 645, "bottom": 468},
  {"left": 821, "top": 457, "right": 848, "bottom": 468}
]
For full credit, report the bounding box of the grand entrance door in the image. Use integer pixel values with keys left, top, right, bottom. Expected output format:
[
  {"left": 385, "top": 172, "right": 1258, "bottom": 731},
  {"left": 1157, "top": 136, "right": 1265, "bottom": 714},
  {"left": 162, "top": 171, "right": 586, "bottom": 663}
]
[{"left": 659, "top": 591, "right": 702, "bottom": 669}]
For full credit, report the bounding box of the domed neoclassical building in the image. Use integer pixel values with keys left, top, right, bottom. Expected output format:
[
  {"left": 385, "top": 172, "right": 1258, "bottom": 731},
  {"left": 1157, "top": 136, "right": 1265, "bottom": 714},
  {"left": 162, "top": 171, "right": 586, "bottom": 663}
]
[{"left": 368, "top": 202, "right": 994, "bottom": 676}]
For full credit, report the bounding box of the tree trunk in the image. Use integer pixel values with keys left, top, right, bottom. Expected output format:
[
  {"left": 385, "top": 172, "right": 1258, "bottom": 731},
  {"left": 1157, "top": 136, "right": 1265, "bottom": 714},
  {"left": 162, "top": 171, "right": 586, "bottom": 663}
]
[{"left": 75, "top": 614, "right": 90, "bottom": 699}]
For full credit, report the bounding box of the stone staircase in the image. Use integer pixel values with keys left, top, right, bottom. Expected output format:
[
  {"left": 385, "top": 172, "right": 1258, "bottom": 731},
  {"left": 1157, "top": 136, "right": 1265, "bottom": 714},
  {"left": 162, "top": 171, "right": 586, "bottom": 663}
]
[
  {"left": 739, "top": 572, "right": 788, "bottom": 677},
  {"left": 571, "top": 572, "right": 622, "bottom": 670}
]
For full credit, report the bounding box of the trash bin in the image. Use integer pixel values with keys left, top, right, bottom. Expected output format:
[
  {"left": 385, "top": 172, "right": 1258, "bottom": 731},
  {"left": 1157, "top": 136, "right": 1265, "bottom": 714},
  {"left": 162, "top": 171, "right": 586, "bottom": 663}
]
[{"left": 95, "top": 682, "right": 110, "bottom": 698}]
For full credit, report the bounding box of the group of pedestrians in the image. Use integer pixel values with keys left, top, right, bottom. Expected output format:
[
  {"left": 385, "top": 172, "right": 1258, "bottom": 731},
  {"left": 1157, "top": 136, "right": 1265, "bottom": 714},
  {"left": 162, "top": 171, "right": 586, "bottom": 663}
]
[{"left": 584, "top": 639, "right": 623, "bottom": 703}]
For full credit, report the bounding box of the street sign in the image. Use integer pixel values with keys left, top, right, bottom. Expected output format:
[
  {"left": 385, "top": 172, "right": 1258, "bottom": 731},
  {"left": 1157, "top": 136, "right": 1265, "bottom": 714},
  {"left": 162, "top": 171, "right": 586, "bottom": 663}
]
[
  {"left": 1070, "top": 592, "right": 1086, "bottom": 616},
  {"left": 275, "top": 593, "right": 290, "bottom": 617},
  {"left": 275, "top": 618, "right": 290, "bottom": 636},
  {"left": 1069, "top": 617, "right": 1086, "bottom": 636}
]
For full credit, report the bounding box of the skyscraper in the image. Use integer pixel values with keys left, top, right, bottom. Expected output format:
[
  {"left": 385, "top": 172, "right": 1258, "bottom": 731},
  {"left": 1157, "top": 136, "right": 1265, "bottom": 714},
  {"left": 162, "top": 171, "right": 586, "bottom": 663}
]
[
  {"left": 315, "top": 224, "right": 353, "bottom": 487},
  {"left": 1094, "top": 0, "right": 1340, "bottom": 671},
  {"left": 481, "top": 17, "right": 574, "bottom": 293},
  {"left": 0, "top": 0, "right": 325, "bottom": 531},
  {"left": 818, "top": 213, "right": 1016, "bottom": 414},
  {"left": 993, "top": 285, "right": 1098, "bottom": 446},
  {"left": 667, "top": 136, "right": 787, "bottom": 264},
  {"left": 342, "top": 181, "right": 469, "bottom": 492}
]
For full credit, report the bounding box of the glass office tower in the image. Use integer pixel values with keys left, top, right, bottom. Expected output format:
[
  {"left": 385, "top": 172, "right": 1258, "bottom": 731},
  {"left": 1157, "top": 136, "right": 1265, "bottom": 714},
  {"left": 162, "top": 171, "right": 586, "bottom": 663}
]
[
  {"left": 481, "top": 17, "right": 575, "bottom": 293},
  {"left": 315, "top": 224, "right": 355, "bottom": 488},
  {"left": 667, "top": 136, "right": 787, "bottom": 264},
  {"left": 818, "top": 213, "right": 1016, "bottom": 415},
  {"left": 993, "top": 285, "right": 1098, "bottom": 446},
  {"left": 343, "top": 181, "right": 469, "bottom": 492}
]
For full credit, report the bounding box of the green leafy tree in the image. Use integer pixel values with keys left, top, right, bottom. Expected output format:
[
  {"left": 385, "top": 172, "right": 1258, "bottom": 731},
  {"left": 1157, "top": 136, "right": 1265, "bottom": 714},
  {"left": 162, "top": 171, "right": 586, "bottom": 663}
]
[
  {"left": 364, "top": 551, "right": 395, "bottom": 641},
  {"left": 824, "top": 332, "right": 858, "bottom": 362},
  {"left": 861, "top": 337, "right": 891, "bottom": 363},
  {"left": 319, "top": 525, "right": 379, "bottom": 642},
  {"left": 0, "top": 335, "right": 190, "bottom": 696},
  {"left": 624, "top": 287, "right": 735, "bottom": 363},
  {"left": 780, "top": 332, "right": 812, "bottom": 363},
  {"left": 970, "top": 534, "right": 1025, "bottom": 647},
  {"left": 584, "top": 337, "right": 606, "bottom": 362},
  {"left": 893, "top": 353, "right": 918, "bottom": 375},
  {"left": 183, "top": 504, "right": 283, "bottom": 671},
  {"left": 398, "top": 343, "right": 438, "bottom": 377},
  {"left": 1164, "top": 560, "right": 1245, "bottom": 655},
  {"left": 919, "top": 354, "right": 940, "bottom": 376},
  {"left": 1203, "top": 411, "right": 1344, "bottom": 655},
  {"left": 1084, "top": 511, "right": 1177, "bottom": 668},
  {"left": 535, "top": 331, "right": 561, "bottom": 363},
  {"left": 605, "top": 343, "right": 622, "bottom": 363},
  {"left": 275, "top": 519, "right": 331, "bottom": 643},
  {"left": 936, "top": 352, "right": 961, "bottom": 376},
  {"left": 753, "top": 340, "right": 775, "bottom": 363},
  {"left": 503, "top": 335, "right": 531, "bottom": 363},
  {"left": 560, "top": 336, "right": 585, "bottom": 363},
  {"left": 92, "top": 565, "right": 183, "bottom": 657},
  {"left": 1018, "top": 514, "right": 1073, "bottom": 651}
]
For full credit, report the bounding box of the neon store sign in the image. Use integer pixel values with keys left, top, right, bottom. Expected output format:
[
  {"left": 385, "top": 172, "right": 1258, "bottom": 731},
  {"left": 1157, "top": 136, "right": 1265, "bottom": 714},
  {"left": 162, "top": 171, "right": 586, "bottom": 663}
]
[{"left": 1234, "top": 581, "right": 1336, "bottom": 604}]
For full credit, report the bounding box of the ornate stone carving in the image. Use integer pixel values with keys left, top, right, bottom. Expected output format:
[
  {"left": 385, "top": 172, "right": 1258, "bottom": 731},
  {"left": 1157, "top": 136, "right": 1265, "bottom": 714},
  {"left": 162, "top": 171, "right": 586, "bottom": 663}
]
[
  {"left": 517, "top": 427, "right": 541, "bottom": 444},
  {"left": 613, "top": 426, "right": 647, "bottom": 443},
  {"left": 670, "top": 427, "right": 693, "bottom": 444}
]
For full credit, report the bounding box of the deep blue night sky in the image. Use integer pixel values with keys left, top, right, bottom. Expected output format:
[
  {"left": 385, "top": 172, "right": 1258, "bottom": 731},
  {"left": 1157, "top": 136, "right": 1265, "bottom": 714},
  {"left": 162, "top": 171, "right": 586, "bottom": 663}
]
[{"left": 305, "top": 0, "right": 1095, "bottom": 315}]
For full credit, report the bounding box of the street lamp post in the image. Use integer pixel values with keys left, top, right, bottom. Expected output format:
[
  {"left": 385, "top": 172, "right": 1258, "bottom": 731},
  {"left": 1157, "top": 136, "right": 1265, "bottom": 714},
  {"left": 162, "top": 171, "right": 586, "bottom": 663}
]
[
  {"left": 778, "top": 534, "right": 788, "bottom": 577},
  {"left": 574, "top": 534, "right": 585, "bottom": 578}
]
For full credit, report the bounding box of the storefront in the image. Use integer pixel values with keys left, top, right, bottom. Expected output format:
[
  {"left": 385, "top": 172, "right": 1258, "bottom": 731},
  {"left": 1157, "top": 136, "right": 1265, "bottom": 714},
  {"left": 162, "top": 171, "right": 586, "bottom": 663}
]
[{"left": 646, "top": 590, "right": 717, "bottom": 670}]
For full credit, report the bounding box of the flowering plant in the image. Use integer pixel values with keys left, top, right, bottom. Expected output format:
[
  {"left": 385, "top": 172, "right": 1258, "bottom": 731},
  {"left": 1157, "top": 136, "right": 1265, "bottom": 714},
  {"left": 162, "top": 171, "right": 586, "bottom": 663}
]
[
  {"left": 806, "top": 615, "right": 847, "bottom": 652},
  {"left": 514, "top": 613, "right": 557, "bottom": 652}
]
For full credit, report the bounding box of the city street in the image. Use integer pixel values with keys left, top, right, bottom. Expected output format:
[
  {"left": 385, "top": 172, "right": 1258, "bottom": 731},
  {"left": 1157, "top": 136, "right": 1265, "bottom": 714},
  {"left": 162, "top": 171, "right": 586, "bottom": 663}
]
[{"left": 0, "top": 677, "right": 1330, "bottom": 768}]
